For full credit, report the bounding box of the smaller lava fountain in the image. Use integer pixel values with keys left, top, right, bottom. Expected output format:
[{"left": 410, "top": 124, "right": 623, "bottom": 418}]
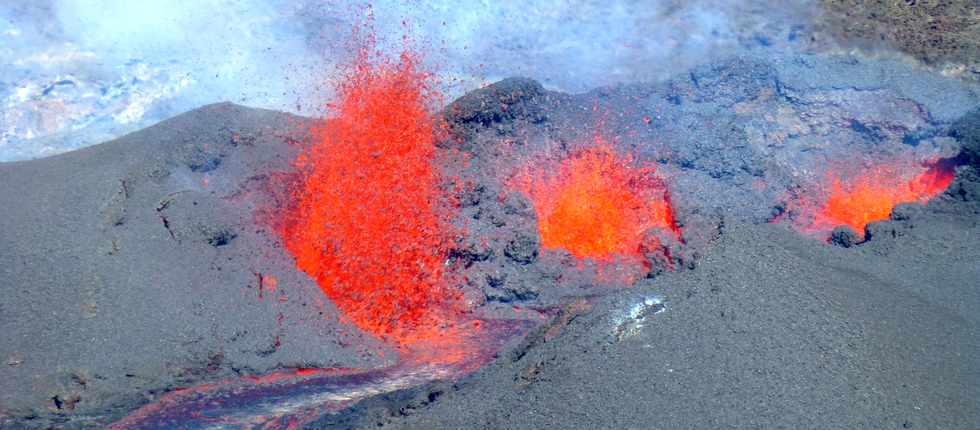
[
  {"left": 787, "top": 158, "right": 955, "bottom": 240},
  {"left": 510, "top": 134, "right": 678, "bottom": 265}
]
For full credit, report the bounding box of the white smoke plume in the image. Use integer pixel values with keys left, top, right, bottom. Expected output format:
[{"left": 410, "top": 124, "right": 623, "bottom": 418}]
[{"left": 0, "top": 0, "right": 817, "bottom": 161}]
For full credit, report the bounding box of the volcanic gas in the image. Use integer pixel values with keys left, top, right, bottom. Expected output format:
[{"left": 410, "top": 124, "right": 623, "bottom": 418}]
[
  {"left": 790, "top": 159, "right": 955, "bottom": 239},
  {"left": 511, "top": 135, "right": 677, "bottom": 263},
  {"left": 278, "top": 48, "right": 463, "bottom": 344}
]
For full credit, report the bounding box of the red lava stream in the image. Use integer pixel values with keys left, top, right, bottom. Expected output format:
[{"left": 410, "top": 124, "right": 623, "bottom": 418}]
[{"left": 106, "top": 319, "right": 531, "bottom": 429}]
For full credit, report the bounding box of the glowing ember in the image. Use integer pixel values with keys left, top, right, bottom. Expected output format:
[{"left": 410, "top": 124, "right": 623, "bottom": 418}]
[
  {"left": 793, "top": 160, "right": 954, "bottom": 239},
  {"left": 512, "top": 135, "right": 677, "bottom": 262},
  {"left": 278, "top": 48, "right": 462, "bottom": 343}
]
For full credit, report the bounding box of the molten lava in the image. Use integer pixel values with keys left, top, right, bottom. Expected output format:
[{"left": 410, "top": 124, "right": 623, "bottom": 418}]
[
  {"left": 796, "top": 160, "right": 954, "bottom": 239},
  {"left": 279, "top": 49, "right": 462, "bottom": 343},
  {"left": 513, "top": 136, "right": 677, "bottom": 262}
]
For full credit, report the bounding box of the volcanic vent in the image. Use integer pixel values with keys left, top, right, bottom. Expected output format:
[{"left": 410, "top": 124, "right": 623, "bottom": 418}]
[
  {"left": 782, "top": 157, "right": 956, "bottom": 242},
  {"left": 510, "top": 134, "right": 678, "bottom": 263}
]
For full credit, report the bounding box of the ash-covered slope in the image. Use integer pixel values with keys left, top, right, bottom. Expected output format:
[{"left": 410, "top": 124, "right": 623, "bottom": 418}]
[
  {"left": 0, "top": 103, "right": 391, "bottom": 427},
  {"left": 347, "top": 217, "right": 980, "bottom": 429}
]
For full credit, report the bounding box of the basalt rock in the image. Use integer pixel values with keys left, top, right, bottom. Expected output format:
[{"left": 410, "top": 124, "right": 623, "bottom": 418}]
[{"left": 830, "top": 225, "right": 860, "bottom": 248}]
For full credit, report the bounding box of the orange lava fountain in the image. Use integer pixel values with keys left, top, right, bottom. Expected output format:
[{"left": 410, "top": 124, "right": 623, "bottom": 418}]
[
  {"left": 512, "top": 135, "right": 677, "bottom": 263},
  {"left": 278, "top": 48, "right": 464, "bottom": 346},
  {"left": 796, "top": 161, "right": 954, "bottom": 239}
]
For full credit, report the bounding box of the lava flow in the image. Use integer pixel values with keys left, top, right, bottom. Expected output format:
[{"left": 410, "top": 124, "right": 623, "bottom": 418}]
[
  {"left": 791, "top": 159, "right": 955, "bottom": 239},
  {"left": 279, "top": 48, "right": 466, "bottom": 346},
  {"left": 511, "top": 135, "right": 677, "bottom": 263}
]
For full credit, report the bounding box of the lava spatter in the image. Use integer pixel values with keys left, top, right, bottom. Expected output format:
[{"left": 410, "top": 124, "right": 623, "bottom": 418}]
[
  {"left": 511, "top": 134, "right": 678, "bottom": 263},
  {"left": 790, "top": 159, "right": 955, "bottom": 239},
  {"left": 278, "top": 47, "right": 465, "bottom": 345}
]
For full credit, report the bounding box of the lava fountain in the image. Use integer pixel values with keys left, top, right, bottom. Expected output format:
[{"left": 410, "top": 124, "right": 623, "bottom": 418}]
[
  {"left": 511, "top": 134, "right": 678, "bottom": 265},
  {"left": 278, "top": 47, "right": 466, "bottom": 347},
  {"left": 788, "top": 159, "right": 955, "bottom": 240}
]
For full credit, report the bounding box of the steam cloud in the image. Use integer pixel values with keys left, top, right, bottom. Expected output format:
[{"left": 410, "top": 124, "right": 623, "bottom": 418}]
[{"left": 0, "top": 0, "right": 816, "bottom": 161}]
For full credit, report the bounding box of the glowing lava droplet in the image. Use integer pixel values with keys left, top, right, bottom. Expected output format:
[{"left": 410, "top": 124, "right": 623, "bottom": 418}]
[
  {"left": 513, "top": 135, "right": 677, "bottom": 262},
  {"left": 796, "top": 161, "right": 954, "bottom": 239},
  {"left": 279, "top": 48, "right": 462, "bottom": 344}
]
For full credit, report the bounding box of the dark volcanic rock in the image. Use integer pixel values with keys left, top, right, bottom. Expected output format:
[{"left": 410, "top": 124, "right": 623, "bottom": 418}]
[
  {"left": 935, "top": 110, "right": 980, "bottom": 212},
  {"left": 945, "top": 166, "right": 980, "bottom": 205},
  {"left": 503, "top": 233, "right": 540, "bottom": 265},
  {"left": 830, "top": 225, "right": 860, "bottom": 247},
  {"left": 442, "top": 77, "right": 549, "bottom": 147},
  {"left": 640, "top": 228, "right": 688, "bottom": 275},
  {"left": 889, "top": 202, "right": 919, "bottom": 221},
  {"left": 950, "top": 107, "right": 980, "bottom": 167},
  {"left": 686, "top": 57, "right": 779, "bottom": 106}
]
